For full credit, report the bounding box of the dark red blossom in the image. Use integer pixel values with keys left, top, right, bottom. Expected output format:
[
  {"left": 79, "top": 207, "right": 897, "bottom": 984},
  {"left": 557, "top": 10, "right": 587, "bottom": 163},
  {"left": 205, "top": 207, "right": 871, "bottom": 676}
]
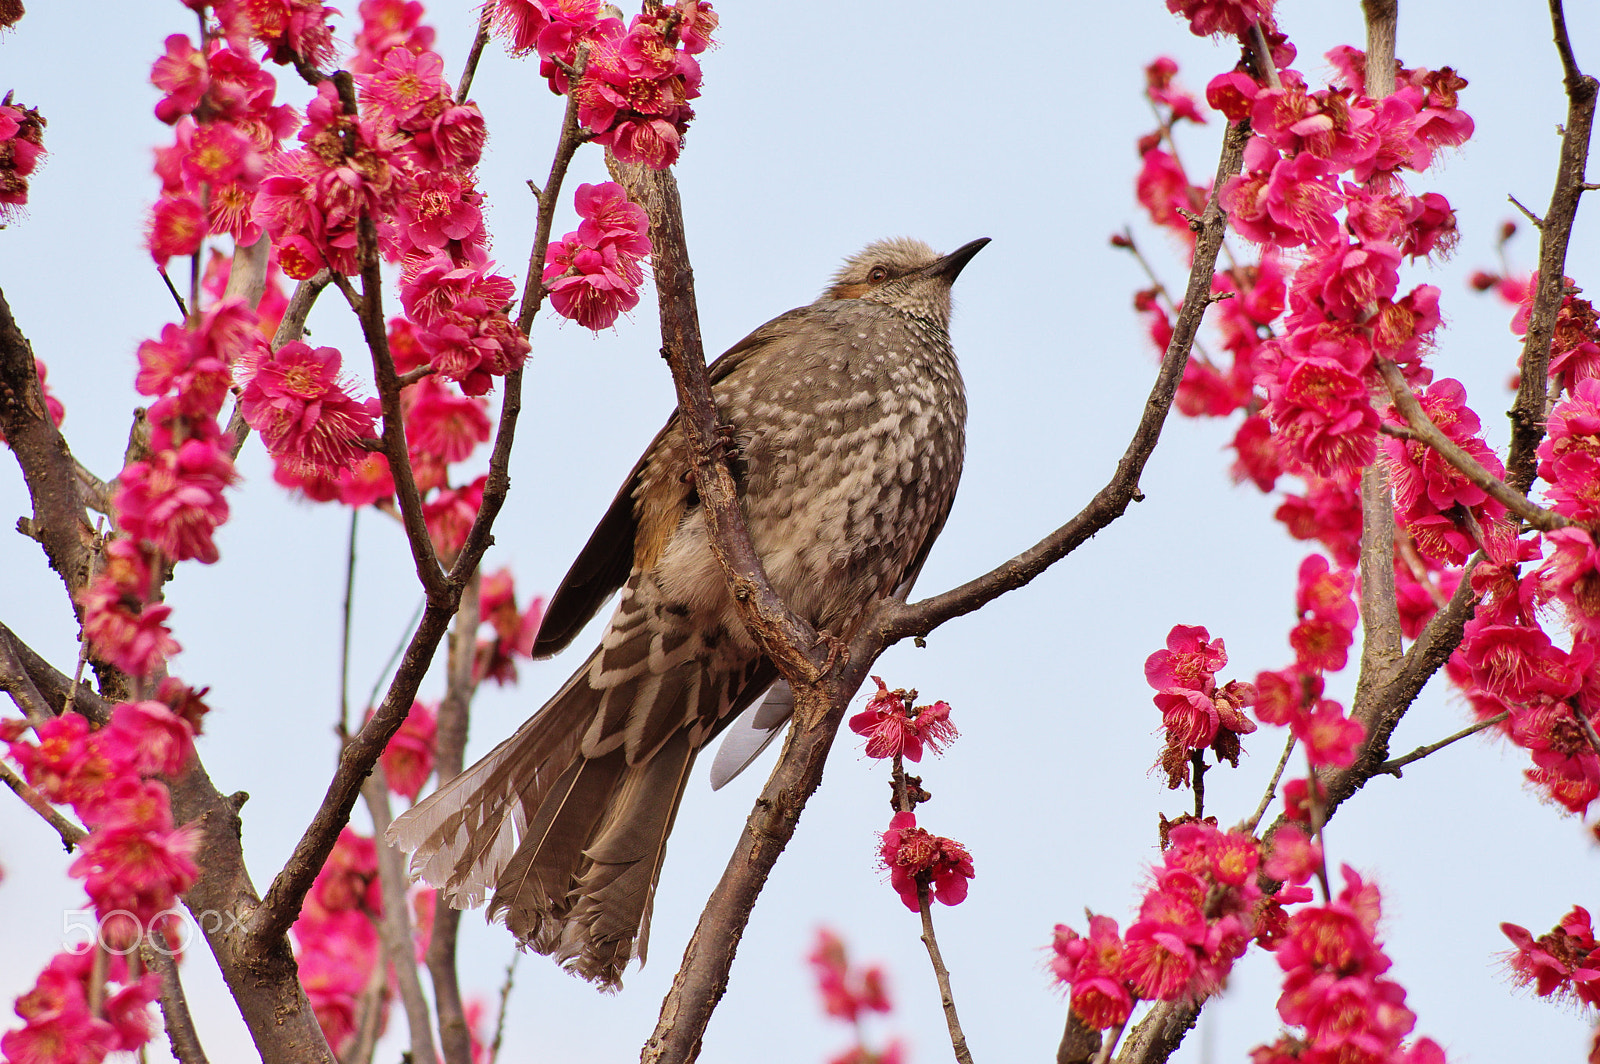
[
  {"left": 878, "top": 811, "right": 972, "bottom": 912},
  {"left": 848, "top": 677, "right": 957, "bottom": 762}
]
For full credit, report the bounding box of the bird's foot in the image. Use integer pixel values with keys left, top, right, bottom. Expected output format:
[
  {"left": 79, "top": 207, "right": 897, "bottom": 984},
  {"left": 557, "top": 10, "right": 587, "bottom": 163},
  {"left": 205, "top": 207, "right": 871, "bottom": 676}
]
[
  {"left": 681, "top": 422, "right": 741, "bottom": 482},
  {"left": 815, "top": 629, "right": 850, "bottom": 672}
]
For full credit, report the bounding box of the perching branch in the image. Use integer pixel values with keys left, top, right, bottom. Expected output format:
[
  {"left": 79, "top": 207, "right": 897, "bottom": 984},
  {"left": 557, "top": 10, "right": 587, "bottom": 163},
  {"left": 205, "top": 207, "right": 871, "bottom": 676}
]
[
  {"left": 607, "top": 157, "right": 828, "bottom": 685},
  {"left": 869, "top": 116, "right": 1251, "bottom": 649},
  {"left": 633, "top": 106, "right": 1250, "bottom": 1064}
]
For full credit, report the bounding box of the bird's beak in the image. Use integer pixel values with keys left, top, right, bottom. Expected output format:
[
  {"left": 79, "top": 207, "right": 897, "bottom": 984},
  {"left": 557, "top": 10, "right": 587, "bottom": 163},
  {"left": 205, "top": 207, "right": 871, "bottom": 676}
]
[{"left": 925, "top": 237, "right": 990, "bottom": 284}]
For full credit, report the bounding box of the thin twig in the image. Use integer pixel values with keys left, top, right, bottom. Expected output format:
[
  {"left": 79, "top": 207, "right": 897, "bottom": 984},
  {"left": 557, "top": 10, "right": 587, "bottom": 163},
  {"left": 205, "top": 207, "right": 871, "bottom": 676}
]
[
  {"left": 1508, "top": 194, "right": 1545, "bottom": 229},
  {"left": 363, "top": 768, "right": 440, "bottom": 1064},
  {"left": 487, "top": 954, "right": 519, "bottom": 1064},
  {"left": 1248, "top": 23, "right": 1284, "bottom": 92},
  {"left": 333, "top": 258, "right": 447, "bottom": 602},
  {"left": 873, "top": 118, "right": 1251, "bottom": 647},
  {"left": 0, "top": 758, "right": 87, "bottom": 850},
  {"left": 1241, "top": 733, "right": 1295, "bottom": 836},
  {"left": 455, "top": 3, "right": 495, "bottom": 103},
  {"left": 338, "top": 508, "right": 358, "bottom": 743},
  {"left": 916, "top": 882, "right": 975, "bottom": 1064},
  {"left": 1094, "top": 1018, "right": 1129, "bottom": 1064},
  {"left": 1572, "top": 701, "right": 1600, "bottom": 759},
  {"left": 1376, "top": 711, "right": 1510, "bottom": 777},
  {"left": 1376, "top": 357, "right": 1568, "bottom": 531},
  {"left": 366, "top": 597, "right": 427, "bottom": 714}
]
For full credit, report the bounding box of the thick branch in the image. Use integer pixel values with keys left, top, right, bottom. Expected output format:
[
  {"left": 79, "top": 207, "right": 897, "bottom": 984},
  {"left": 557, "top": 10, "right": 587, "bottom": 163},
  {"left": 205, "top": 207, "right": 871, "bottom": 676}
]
[
  {"left": 607, "top": 158, "right": 827, "bottom": 684},
  {"left": 0, "top": 287, "right": 95, "bottom": 613},
  {"left": 1508, "top": 0, "right": 1596, "bottom": 492}
]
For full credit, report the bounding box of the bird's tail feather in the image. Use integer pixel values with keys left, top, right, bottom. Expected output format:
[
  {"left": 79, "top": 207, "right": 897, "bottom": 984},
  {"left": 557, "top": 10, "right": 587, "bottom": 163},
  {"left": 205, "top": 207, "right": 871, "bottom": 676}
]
[{"left": 387, "top": 654, "right": 601, "bottom": 909}]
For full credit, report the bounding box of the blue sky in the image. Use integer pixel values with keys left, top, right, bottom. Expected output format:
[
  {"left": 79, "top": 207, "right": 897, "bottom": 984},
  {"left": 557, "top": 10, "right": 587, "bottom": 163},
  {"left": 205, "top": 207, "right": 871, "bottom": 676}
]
[{"left": 3, "top": 2, "right": 1599, "bottom": 1062}]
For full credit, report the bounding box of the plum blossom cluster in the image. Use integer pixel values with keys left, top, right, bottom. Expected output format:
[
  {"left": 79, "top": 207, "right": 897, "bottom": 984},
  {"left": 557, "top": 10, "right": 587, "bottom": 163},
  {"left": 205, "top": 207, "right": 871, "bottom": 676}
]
[
  {"left": 543, "top": 180, "right": 654, "bottom": 330},
  {"left": 489, "top": 0, "right": 718, "bottom": 169},
  {"left": 1499, "top": 905, "right": 1600, "bottom": 1008},
  {"left": 848, "top": 675, "right": 957, "bottom": 763},
  {"left": 808, "top": 928, "right": 902, "bottom": 1064},
  {"left": 1128, "top": 48, "right": 1476, "bottom": 656},
  {"left": 1382, "top": 378, "right": 1510, "bottom": 565},
  {"left": 1250, "top": 851, "right": 1447, "bottom": 1064},
  {"left": 855, "top": 680, "right": 974, "bottom": 912},
  {"left": 147, "top": 33, "right": 299, "bottom": 262},
  {"left": 81, "top": 300, "right": 260, "bottom": 676},
  {"left": 1446, "top": 527, "right": 1600, "bottom": 814},
  {"left": 475, "top": 567, "right": 547, "bottom": 686},
  {"left": 378, "top": 699, "right": 439, "bottom": 800},
  {"left": 3, "top": 693, "right": 204, "bottom": 1064},
  {"left": 1251, "top": 556, "right": 1367, "bottom": 818},
  {"left": 1144, "top": 624, "right": 1257, "bottom": 788},
  {"left": 237, "top": 339, "right": 382, "bottom": 483},
  {"left": 1051, "top": 822, "right": 1295, "bottom": 1029},
  {"left": 2, "top": 951, "right": 160, "bottom": 1064},
  {"left": 293, "top": 828, "right": 386, "bottom": 1055},
  {"left": 0, "top": 93, "right": 46, "bottom": 224}
]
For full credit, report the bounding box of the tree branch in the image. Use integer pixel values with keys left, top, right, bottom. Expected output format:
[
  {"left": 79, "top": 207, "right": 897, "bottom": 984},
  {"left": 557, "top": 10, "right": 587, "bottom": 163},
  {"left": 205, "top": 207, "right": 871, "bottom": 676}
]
[
  {"left": 428, "top": 574, "right": 481, "bottom": 1064},
  {"left": 870, "top": 118, "right": 1251, "bottom": 647},
  {"left": 0, "top": 758, "right": 87, "bottom": 850},
  {"left": 1376, "top": 358, "right": 1568, "bottom": 531},
  {"left": 142, "top": 941, "right": 211, "bottom": 1064},
  {"left": 0, "top": 287, "right": 95, "bottom": 615},
  {"left": 1507, "top": 0, "right": 1597, "bottom": 492},
  {"left": 1376, "top": 711, "right": 1509, "bottom": 777},
  {"left": 363, "top": 767, "right": 440, "bottom": 1064},
  {"left": 606, "top": 158, "right": 828, "bottom": 684}
]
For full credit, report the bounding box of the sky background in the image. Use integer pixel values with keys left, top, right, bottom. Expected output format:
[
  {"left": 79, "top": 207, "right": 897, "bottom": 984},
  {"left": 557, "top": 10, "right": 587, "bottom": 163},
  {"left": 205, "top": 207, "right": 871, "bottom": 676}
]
[{"left": 4, "top": 2, "right": 1600, "bottom": 1062}]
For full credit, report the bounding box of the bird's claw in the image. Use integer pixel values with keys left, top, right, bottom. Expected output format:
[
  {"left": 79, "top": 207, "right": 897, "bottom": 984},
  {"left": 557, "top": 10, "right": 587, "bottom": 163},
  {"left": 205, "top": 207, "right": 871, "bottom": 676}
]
[
  {"left": 815, "top": 629, "right": 850, "bottom": 672},
  {"left": 681, "top": 422, "right": 741, "bottom": 482}
]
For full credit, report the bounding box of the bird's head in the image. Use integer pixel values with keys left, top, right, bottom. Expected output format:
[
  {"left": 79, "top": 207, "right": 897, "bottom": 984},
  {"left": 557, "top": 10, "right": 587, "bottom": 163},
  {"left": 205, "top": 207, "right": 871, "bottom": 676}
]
[{"left": 820, "top": 236, "right": 990, "bottom": 329}]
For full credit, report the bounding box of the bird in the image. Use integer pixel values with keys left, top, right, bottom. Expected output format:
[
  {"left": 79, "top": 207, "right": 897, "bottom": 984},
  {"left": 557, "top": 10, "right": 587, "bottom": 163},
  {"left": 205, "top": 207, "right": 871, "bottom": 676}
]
[{"left": 388, "top": 235, "right": 988, "bottom": 989}]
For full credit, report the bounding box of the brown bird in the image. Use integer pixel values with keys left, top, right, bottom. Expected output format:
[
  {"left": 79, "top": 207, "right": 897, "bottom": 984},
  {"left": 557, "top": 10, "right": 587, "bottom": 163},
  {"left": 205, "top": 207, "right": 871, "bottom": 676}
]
[{"left": 388, "top": 236, "right": 987, "bottom": 988}]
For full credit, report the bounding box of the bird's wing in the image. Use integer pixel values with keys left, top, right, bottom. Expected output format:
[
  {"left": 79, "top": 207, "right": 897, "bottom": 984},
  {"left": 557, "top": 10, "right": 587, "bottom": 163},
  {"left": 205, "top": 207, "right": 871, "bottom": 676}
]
[{"left": 530, "top": 311, "right": 804, "bottom": 659}]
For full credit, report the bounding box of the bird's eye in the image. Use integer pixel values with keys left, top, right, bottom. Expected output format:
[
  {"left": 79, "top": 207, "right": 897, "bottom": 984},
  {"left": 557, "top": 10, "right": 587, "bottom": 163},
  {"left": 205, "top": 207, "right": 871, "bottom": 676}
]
[{"left": 867, "top": 265, "right": 890, "bottom": 283}]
